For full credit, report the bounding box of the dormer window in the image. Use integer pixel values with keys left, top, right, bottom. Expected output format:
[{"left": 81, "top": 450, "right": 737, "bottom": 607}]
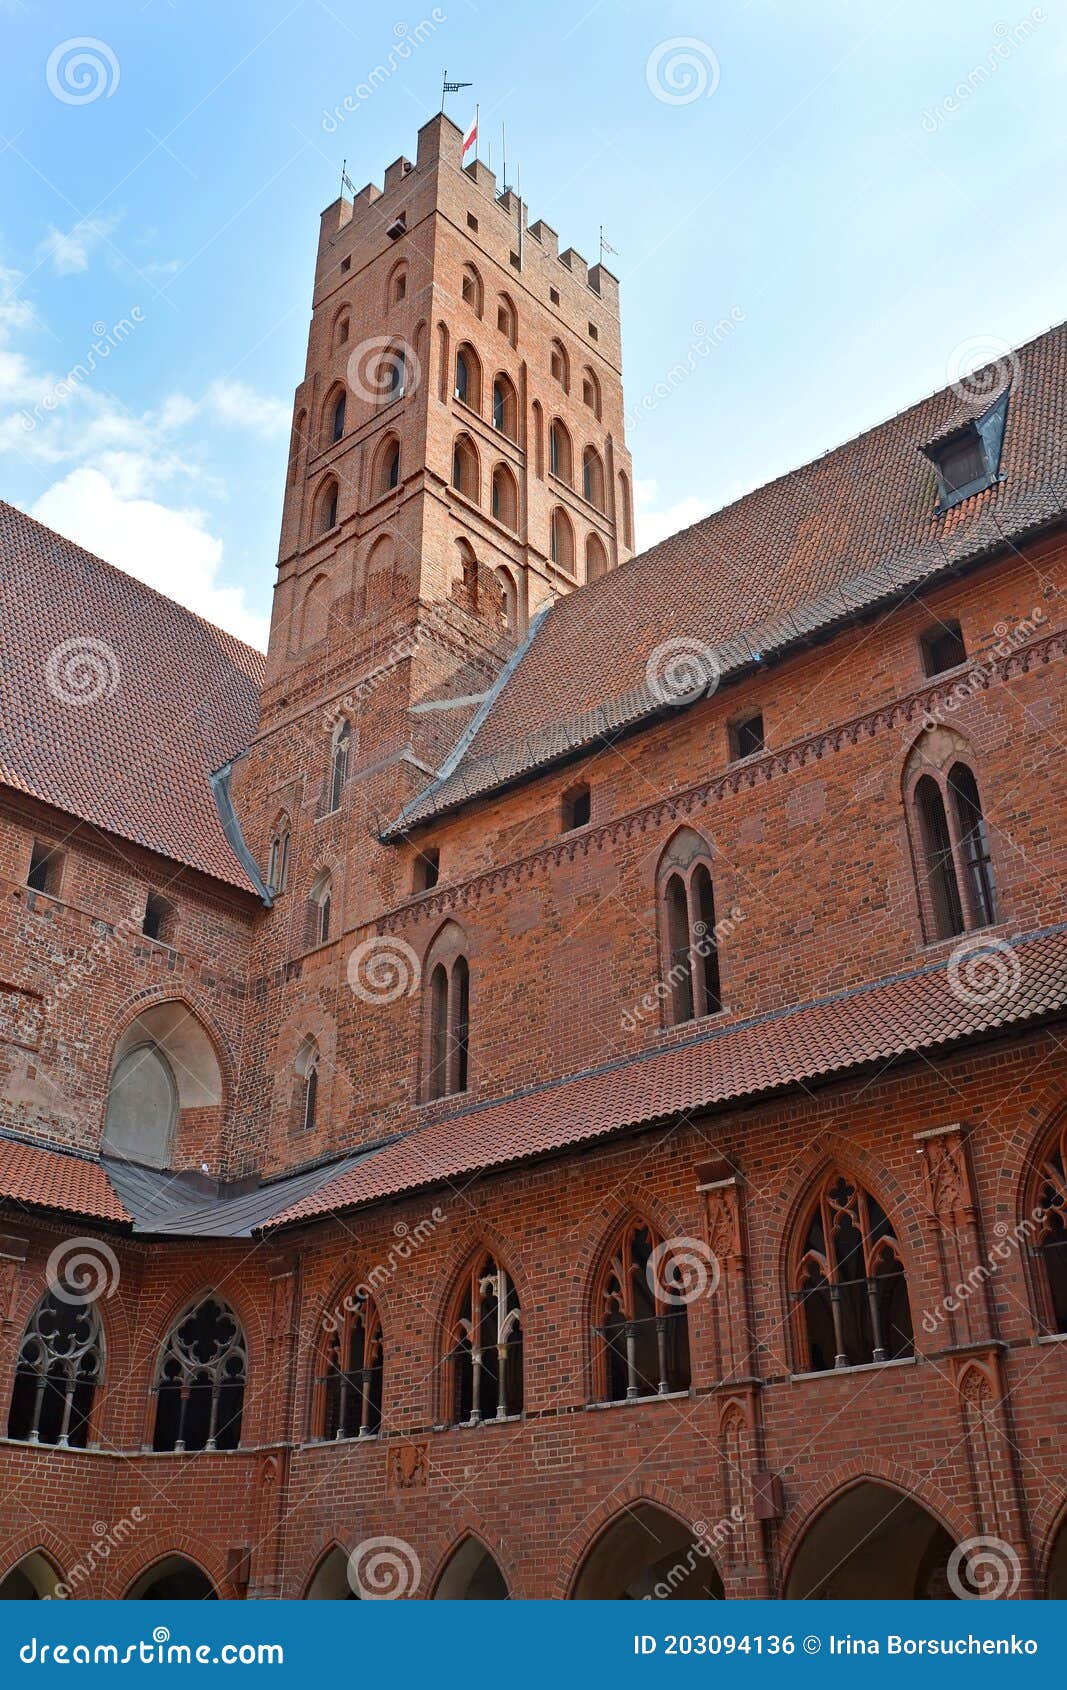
[{"left": 922, "top": 389, "right": 1010, "bottom": 514}]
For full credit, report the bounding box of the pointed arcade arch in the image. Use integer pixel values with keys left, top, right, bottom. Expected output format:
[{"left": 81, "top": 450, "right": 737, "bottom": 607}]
[
  {"left": 785, "top": 1481, "right": 956, "bottom": 1599},
  {"left": 0, "top": 1552, "right": 65, "bottom": 1600},
  {"left": 433, "top": 1536, "right": 508, "bottom": 1599},
  {"left": 572, "top": 1502, "right": 723, "bottom": 1600},
  {"left": 124, "top": 1555, "right": 218, "bottom": 1600}
]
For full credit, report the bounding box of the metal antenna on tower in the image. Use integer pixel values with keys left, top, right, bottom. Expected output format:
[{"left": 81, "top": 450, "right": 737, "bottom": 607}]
[
  {"left": 340, "top": 158, "right": 355, "bottom": 198},
  {"left": 441, "top": 70, "right": 472, "bottom": 111}
]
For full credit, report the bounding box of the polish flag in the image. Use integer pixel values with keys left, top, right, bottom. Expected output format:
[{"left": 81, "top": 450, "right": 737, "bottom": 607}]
[{"left": 462, "top": 114, "right": 477, "bottom": 159}]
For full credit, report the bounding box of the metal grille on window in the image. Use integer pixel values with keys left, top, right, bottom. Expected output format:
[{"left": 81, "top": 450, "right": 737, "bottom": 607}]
[
  {"left": 595, "top": 1221, "right": 691, "bottom": 1401},
  {"left": 7, "top": 1286, "right": 103, "bottom": 1448},
  {"left": 448, "top": 1255, "right": 523, "bottom": 1424},
  {"left": 152, "top": 1297, "right": 247, "bottom": 1452}
]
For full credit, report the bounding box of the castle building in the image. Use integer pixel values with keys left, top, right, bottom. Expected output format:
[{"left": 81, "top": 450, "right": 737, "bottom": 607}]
[{"left": 1, "top": 113, "right": 1067, "bottom": 1601}]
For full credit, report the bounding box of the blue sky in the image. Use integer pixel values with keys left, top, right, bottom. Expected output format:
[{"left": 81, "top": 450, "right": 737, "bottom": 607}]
[{"left": 1, "top": 0, "right": 1063, "bottom": 648}]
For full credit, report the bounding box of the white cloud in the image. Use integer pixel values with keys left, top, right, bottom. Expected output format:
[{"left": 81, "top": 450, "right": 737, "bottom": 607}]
[
  {"left": 31, "top": 468, "right": 268, "bottom": 649},
  {"left": 36, "top": 215, "right": 121, "bottom": 276},
  {"left": 634, "top": 478, "right": 711, "bottom": 552},
  {"left": 205, "top": 378, "right": 290, "bottom": 439}
]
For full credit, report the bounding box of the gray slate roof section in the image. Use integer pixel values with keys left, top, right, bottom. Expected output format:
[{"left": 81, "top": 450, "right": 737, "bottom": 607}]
[{"left": 104, "top": 1141, "right": 397, "bottom": 1236}]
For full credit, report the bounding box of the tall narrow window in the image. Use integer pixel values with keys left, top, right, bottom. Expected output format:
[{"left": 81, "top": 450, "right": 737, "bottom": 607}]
[
  {"left": 446, "top": 1254, "right": 523, "bottom": 1424},
  {"left": 424, "top": 928, "right": 471, "bottom": 1101},
  {"left": 582, "top": 445, "right": 605, "bottom": 509},
  {"left": 461, "top": 264, "right": 483, "bottom": 316},
  {"left": 309, "top": 871, "right": 332, "bottom": 946},
  {"left": 496, "top": 293, "right": 518, "bottom": 346},
  {"left": 550, "top": 508, "right": 574, "bottom": 572},
  {"left": 413, "top": 847, "right": 440, "bottom": 893},
  {"left": 7, "top": 1285, "right": 103, "bottom": 1448},
  {"left": 454, "top": 344, "right": 481, "bottom": 411},
  {"left": 921, "top": 619, "right": 967, "bottom": 677},
  {"left": 27, "top": 841, "right": 62, "bottom": 896},
  {"left": 594, "top": 1220, "right": 691, "bottom": 1401},
  {"left": 916, "top": 776, "right": 964, "bottom": 939},
  {"left": 316, "top": 477, "right": 339, "bottom": 534},
  {"left": 582, "top": 367, "right": 602, "bottom": 418},
  {"left": 1033, "top": 1117, "right": 1067, "bottom": 1333},
  {"left": 905, "top": 731, "right": 998, "bottom": 941},
  {"left": 792, "top": 1173, "right": 913, "bottom": 1372},
  {"left": 492, "top": 374, "right": 517, "bottom": 439},
  {"left": 143, "top": 893, "right": 176, "bottom": 944},
  {"left": 585, "top": 533, "right": 608, "bottom": 582},
  {"left": 491, "top": 463, "right": 518, "bottom": 529},
  {"left": 949, "top": 763, "right": 997, "bottom": 929},
  {"left": 452, "top": 434, "right": 479, "bottom": 501},
  {"left": 372, "top": 433, "right": 400, "bottom": 497},
  {"left": 330, "top": 391, "right": 346, "bottom": 443},
  {"left": 152, "top": 1297, "right": 247, "bottom": 1452},
  {"left": 550, "top": 339, "right": 569, "bottom": 390},
  {"left": 657, "top": 830, "right": 722, "bottom": 1027},
  {"left": 267, "top": 818, "right": 290, "bottom": 894},
  {"left": 295, "top": 1038, "right": 319, "bottom": 1134},
  {"left": 329, "top": 721, "right": 350, "bottom": 812},
  {"left": 561, "top": 782, "right": 591, "bottom": 832},
  {"left": 549, "top": 420, "right": 571, "bottom": 482},
  {"left": 729, "top": 711, "right": 765, "bottom": 762},
  {"left": 317, "top": 1293, "right": 383, "bottom": 1439}
]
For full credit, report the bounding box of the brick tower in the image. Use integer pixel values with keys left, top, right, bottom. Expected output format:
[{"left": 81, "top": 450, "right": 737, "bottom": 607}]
[{"left": 229, "top": 113, "right": 633, "bottom": 1176}]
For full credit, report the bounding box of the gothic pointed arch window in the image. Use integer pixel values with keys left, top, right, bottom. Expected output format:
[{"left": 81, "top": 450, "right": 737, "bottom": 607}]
[
  {"left": 461, "top": 263, "right": 483, "bottom": 317},
  {"left": 791, "top": 1172, "right": 913, "bottom": 1372},
  {"left": 444, "top": 1252, "right": 523, "bottom": 1424},
  {"left": 657, "top": 829, "right": 722, "bottom": 1026},
  {"left": 582, "top": 445, "right": 605, "bottom": 509},
  {"left": 295, "top": 1037, "right": 319, "bottom": 1134},
  {"left": 266, "top": 815, "right": 291, "bottom": 895},
  {"left": 333, "top": 307, "right": 350, "bottom": 348},
  {"left": 585, "top": 532, "right": 608, "bottom": 582},
  {"left": 581, "top": 365, "right": 602, "bottom": 419},
  {"left": 550, "top": 507, "right": 575, "bottom": 573},
  {"left": 288, "top": 409, "right": 307, "bottom": 486},
  {"left": 549, "top": 418, "right": 572, "bottom": 482},
  {"left": 593, "top": 1219, "right": 692, "bottom": 1401},
  {"left": 328, "top": 719, "right": 350, "bottom": 812},
  {"left": 7, "top": 1284, "right": 104, "bottom": 1448},
  {"left": 104, "top": 1002, "right": 222, "bottom": 1170},
  {"left": 618, "top": 469, "right": 633, "bottom": 549},
  {"left": 452, "top": 433, "right": 479, "bottom": 502},
  {"left": 904, "top": 729, "right": 999, "bottom": 942},
  {"left": 325, "top": 388, "right": 346, "bottom": 446},
  {"left": 491, "top": 461, "right": 518, "bottom": 530},
  {"left": 315, "top": 1291, "right": 383, "bottom": 1439},
  {"left": 496, "top": 292, "right": 518, "bottom": 346},
  {"left": 152, "top": 1296, "right": 247, "bottom": 1452},
  {"left": 309, "top": 869, "right": 332, "bottom": 946},
  {"left": 550, "top": 338, "right": 570, "bottom": 391},
  {"left": 1030, "top": 1114, "right": 1067, "bottom": 1332},
  {"left": 371, "top": 432, "right": 400, "bottom": 498},
  {"left": 491, "top": 372, "right": 517, "bottom": 439},
  {"left": 423, "top": 924, "right": 470, "bottom": 1101},
  {"left": 495, "top": 568, "right": 518, "bottom": 637},
  {"left": 454, "top": 343, "right": 482, "bottom": 411},
  {"left": 385, "top": 259, "right": 407, "bottom": 308},
  {"left": 314, "top": 476, "right": 339, "bottom": 535}
]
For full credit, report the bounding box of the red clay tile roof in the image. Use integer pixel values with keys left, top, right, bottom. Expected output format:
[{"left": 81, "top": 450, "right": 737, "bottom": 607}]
[
  {"left": 389, "top": 324, "right": 1067, "bottom": 833},
  {"left": 0, "top": 1135, "right": 132, "bottom": 1224},
  {"left": 0, "top": 503, "right": 264, "bottom": 889},
  {"left": 268, "top": 925, "right": 1067, "bottom": 1229}
]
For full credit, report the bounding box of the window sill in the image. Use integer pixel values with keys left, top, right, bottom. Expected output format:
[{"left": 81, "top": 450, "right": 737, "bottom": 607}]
[
  {"left": 585, "top": 1389, "right": 691, "bottom": 1411},
  {"left": 439, "top": 1414, "right": 522, "bottom": 1432},
  {"left": 916, "top": 919, "right": 1011, "bottom": 958},
  {"left": 789, "top": 1356, "right": 918, "bottom": 1383},
  {"left": 303, "top": 1432, "right": 380, "bottom": 1446},
  {"left": 315, "top": 807, "right": 341, "bottom": 823},
  {"left": 922, "top": 658, "right": 971, "bottom": 684},
  {"left": 1035, "top": 1330, "right": 1067, "bottom": 1346}
]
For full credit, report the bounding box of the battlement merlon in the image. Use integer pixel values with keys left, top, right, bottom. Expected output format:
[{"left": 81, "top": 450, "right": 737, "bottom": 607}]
[{"left": 313, "top": 112, "right": 620, "bottom": 313}]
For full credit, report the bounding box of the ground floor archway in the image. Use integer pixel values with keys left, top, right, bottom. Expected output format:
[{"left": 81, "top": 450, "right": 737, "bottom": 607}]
[
  {"left": 572, "top": 1503, "right": 724, "bottom": 1600},
  {"left": 304, "top": 1547, "right": 357, "bottom": 1599},
  {"left": 433, "top": 1536, "right": 508, "bottom": 1599},
  {"left": 0, "top": 1553, "right": 63, "bottom": 1599},
  {"left": 124, "top": 1556, "right": 217, "bottom": 1599},
  {"left": 785, "top": 1482, "right": 956, "bottom": 1599}
]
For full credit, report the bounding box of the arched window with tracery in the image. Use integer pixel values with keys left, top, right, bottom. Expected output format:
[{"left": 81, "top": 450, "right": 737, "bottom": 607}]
[
  {"left": 550, "top": 507, "right": 574, "bottom": 573},
  {"left": 491, "top": 462, "right": 518, "bottom": 530},
  {"left": 266, "top": 816, "right": 290, "bottom": 894},
  {"left": 549, "top": 419, "right": 572, "bottom": 482},
  {"left": 593, "top": 1219, "right": 691, "bottom": 1401},
  {"left": 657, "top": 829, "right": 722, "bottom": 1026},
  {"left": 492, "top": 373, "right": 517, "bottom": 439},
  {"left": 424, "top": 925, "right": 470, "bottom": 1101},
  {"left": 152, "top": 1296, "right": 247, "bottom": 1452},
  {"left": 904, "top": 729, "right": 998, "bottom": 942},
  {"left": 328, "top": 720, "right": 350, "bottom": 812},
  {"left": 444, "top": 1253, "right": 522, "bottom": 1424},
  {"left": 315, "top": 1292, "right": 383, "bottom": 1439},
  {"left": 294, "top": 1037, "right": 319, "bottom": 1134},
  {"left": 7, "top": 1284, "right": 103, "bottom": 1448},
  {"left": 1031, "top": 1116, "right": 1067, "bottom": 1332},
  {"left": 792, "top": 1172, "right": 913, "bottom": 1372},
  {"left": 452, "top": 434, "right": 479, "bottom": 502}
]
